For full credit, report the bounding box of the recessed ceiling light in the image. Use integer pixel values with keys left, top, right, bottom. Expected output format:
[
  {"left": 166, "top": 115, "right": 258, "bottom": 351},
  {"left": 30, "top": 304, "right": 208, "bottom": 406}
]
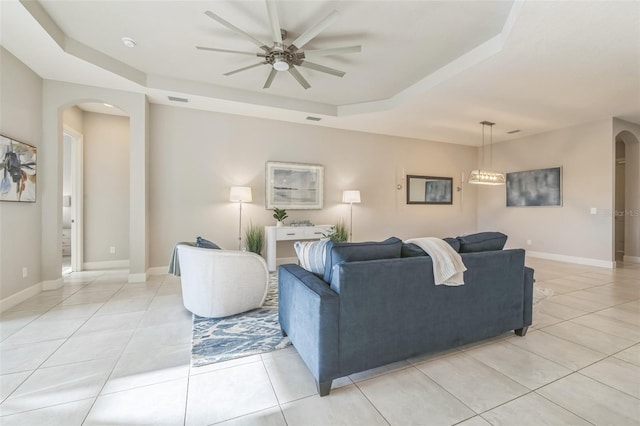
[
  {"left": 121, "top": 37, "right": 137, "bottom": 48},
  {"left": 507, "top": 129, "right": 521, "bottom": 134},
  {"left": 103, "top": 103, "right": 113, "bottom": 108}
]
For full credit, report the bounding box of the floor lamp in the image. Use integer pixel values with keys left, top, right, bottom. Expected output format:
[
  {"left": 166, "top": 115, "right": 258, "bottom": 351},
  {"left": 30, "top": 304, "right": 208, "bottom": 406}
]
[
  {"left": 342, "top": 190, "right": 361, "bottom": 242},
  {"left": 230, "top": 186, "right": 252, "bottom": 250}
]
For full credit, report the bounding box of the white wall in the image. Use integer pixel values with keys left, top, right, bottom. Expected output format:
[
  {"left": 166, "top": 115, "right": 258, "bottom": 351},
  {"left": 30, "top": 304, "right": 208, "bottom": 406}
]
[
  {"left": 0, "top": 47, "right": 43, "bottom": 300},
  {"left": 148, "top": 105, "right": 479, "bottom": 267},
  {"left": 83, "top": 112, "right": 130, "bottom": 263},
  {"left": 478, "top": 120, "right": 614, "bottom": 266},
  {"left": 613, "top": 118, "right": 640, "bottom": 260}
]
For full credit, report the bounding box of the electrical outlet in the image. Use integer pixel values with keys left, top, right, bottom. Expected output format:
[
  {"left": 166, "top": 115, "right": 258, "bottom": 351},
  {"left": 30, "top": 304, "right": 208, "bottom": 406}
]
[
  {"left": 22, "top": 267, "right": 28, "bottom": 278},
  {"left": 526, "top": 240, "right": 532, "bottom": 246},
  {"left": 590, "top": 207, "right": 597, "bottom": 215},
  {"left": 109, "top": 246, "right": 116, "bottom": 254}
]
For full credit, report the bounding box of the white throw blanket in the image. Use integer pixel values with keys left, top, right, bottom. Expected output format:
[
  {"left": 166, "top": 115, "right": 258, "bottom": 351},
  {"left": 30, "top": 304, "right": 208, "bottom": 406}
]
[{"left": 405, "top": 237, "right": 467, "bottom": 286}]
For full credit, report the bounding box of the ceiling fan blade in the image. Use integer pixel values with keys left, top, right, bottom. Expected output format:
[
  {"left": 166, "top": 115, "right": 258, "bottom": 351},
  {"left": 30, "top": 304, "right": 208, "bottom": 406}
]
[
  {"left": 263, "top": 68, "right": 278, "bottom": 89},
  {"left": 196, "top": 46, "right": 266, "bottom": 57},
  {"left": 265, "top": 0, "right": 283, "bottom": 46},
  {"left": 224, "top": 61, "right": 268, "bottom": 76},
  {"left": 205, "top": 10, "right": 270, "bottom": 51},
  {"left": 288, "top": 66, "right": 311, "bottom": 89},
  {"left": 290, "top": 10, "right": 340, "bottom": 50},
  {"left": 300, "top": 45, "right": 361, "bottom": 58},
  {"left": 299, "top": 61, "right": 345, "bottom": 78}
]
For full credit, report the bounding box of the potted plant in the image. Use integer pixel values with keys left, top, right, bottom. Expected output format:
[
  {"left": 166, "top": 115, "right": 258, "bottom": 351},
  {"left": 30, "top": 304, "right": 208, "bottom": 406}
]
[
  {"left": 244, "top": 222, "right": 265, "bottom": 255},
  {"left": 323, "top": 220, "right": 349, "bottom": 242},
  {"left": 272, "top": 207, "right": 288, "bottom": 227}
]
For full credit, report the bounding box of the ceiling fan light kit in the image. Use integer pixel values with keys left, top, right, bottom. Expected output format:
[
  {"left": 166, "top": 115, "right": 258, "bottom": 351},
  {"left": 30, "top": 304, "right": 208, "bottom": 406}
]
[{"left": 197, "top": 0, "right": 361, "bottom": 89}]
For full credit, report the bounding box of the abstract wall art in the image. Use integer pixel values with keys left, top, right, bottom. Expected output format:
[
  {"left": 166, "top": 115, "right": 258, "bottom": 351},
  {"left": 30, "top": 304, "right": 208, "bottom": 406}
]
[{"left": 1, "top": 135, "right": 37, "bottom": 202}]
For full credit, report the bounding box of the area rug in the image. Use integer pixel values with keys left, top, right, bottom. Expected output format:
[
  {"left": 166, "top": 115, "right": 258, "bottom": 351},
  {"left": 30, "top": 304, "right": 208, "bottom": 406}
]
[{"left": 191, "top": 273, "right": 291, "bottom": 367}]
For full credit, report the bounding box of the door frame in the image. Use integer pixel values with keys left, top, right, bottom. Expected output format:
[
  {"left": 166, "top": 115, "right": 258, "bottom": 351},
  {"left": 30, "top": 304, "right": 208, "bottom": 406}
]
[{"left": 64, "top": 126, "right": 84, "bottom": 272}]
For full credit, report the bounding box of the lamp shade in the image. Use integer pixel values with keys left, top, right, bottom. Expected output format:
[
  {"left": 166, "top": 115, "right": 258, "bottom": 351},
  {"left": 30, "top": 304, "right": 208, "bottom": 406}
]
[
  {"left": 342, "top": 190, "right": 361, "bottom": 204},
  {"left": 229, "top": 186, "right": 252, "bottom": 202}
]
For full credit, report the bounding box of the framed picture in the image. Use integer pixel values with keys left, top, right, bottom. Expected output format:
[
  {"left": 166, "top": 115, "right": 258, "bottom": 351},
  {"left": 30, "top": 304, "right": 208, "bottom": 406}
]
[
  {"left": 1, "top": 135, "right": 37, "bottom": 202},
  {"left": 506, "top": 167, "right": 562, "bottom": 207},
  {"left": 406, "top": 175, "right": 453, "bottom": 205},
  {"left": 266, "top": 161, "right": 324, "bottom": 209}
]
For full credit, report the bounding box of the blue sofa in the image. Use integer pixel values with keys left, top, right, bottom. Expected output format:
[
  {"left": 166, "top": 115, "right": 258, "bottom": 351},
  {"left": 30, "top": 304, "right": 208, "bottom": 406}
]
[{"left": 278, "top": 235, "right": 534, "bottom": 396}]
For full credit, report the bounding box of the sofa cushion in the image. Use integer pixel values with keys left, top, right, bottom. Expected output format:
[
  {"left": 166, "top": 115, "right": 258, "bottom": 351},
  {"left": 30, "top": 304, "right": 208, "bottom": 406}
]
[
  {"left": 323, "top": 237, "right": 403, "bottom": 282},
  {"left": 294, "top": 239, "right": 329, "bottom": 276},
  {"left": 401, "top": 237, "right": 461, "bottom": 257},
  {"left": 457, "top": 232, "right": 507, "bottom": 253},
  {"left": 195, "top": 237, "right": 220, "bottom": 249}
]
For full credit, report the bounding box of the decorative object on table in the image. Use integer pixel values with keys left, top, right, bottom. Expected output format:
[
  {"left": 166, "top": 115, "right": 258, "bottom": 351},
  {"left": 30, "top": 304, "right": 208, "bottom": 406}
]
[
  {"left": 191, "top": 273, "right": 290, "bottom": 367},
  {"left": 244, "top": 222, "right": 265, "bottom": 255},
  {"left": 230, "top": 186, "right": 253, "bottom": 250},
  {"left": 290, "top": 219, "right": 314, "bottom": 227},
  {"left": 272, "top": 207, "right": 288, "bottom": 226},
  {"left": 266, "top": 161, "right": 324, "bottom": 209},
  {"left": 506, "top": 167, "right": 562, "bottom": 207},
  {"left": 195, "top": 2, "right": 361, "bottom": 90},
  {"left": 323, "top": 220, "right": 348, "bottom": 242},
  {"left": 468, "top": 121, "right": 505, "bottom": 185},
  {"left": 406, "top": 175, "right": 453, "bottom": 205},
  {"left": 1, "top": 134, "right": 37, "bottom": 202},
  {"left": 342, "top": 190, "right": 361, "bottom": 242}
]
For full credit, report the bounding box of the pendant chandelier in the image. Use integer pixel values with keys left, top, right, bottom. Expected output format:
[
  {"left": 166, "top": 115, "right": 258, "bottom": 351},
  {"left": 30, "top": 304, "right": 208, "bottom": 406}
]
[{"left": 468, "top": 121, "right": 505, "bottom": 185}]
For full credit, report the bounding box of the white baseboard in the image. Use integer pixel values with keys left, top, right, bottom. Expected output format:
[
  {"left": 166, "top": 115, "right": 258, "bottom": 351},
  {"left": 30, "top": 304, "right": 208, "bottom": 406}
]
[
  {"left": 83, "top": 260, "right": 130, "bottom": 270},
  {"left": 147, "top": 266, "right": 168, "bottom": 276},
  {"left": 623, "top": 255, "right": 640, "bottom": 264},
  {"left": 0, "top": 282, "right": 42, "bottom": 313},
  {"left": 128, "top": 273, "right": 147, "bottom": 283},
  {"left": 527, "top": 251, "right": 614, "bottom": 269},
  {"left": 42, "top": 278, "right": 63, "bottom": 290}
]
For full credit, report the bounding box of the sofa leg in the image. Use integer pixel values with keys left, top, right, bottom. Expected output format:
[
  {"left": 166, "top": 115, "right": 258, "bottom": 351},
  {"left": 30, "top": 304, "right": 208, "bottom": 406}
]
[
  {"left": 515, "top": 326, "right": 529, "bottom": 337},
  {"left": 316, "top": 380, "right": 332, "bottom": 397},
  {"left": 280, "top": 328, "right": 288, "bottom": 337}
]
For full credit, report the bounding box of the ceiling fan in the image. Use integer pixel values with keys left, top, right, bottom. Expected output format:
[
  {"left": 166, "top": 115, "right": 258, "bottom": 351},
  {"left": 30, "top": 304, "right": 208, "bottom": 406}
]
[{"left": 196, "top": 0, "right": 362, "bottom": 90}]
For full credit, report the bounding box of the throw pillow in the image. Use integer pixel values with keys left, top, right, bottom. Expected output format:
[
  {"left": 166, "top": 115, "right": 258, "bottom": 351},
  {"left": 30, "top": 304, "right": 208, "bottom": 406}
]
[
  {"left": 294, "top": 240, "right": 329, "bottom": 276},
  {"left": 457, "top": 232, "right": 507, "bottom": 253},
  {"left": 196, "top": 237, "right": 221, "bottom": 249},
  {"left": 323, "top": 237, "right": 403, "bottom": 283}
]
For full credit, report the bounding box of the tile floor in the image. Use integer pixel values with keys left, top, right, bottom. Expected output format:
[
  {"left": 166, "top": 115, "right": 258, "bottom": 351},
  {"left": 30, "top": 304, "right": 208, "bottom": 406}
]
[{"left": 0, "top": 258, "right": 638, "bottom": 425}]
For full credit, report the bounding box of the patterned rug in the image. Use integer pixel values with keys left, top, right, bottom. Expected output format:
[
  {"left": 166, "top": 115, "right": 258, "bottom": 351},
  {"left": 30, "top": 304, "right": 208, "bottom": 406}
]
[{"left": 191, "top": 273, "right": 291, "bottom": 367}]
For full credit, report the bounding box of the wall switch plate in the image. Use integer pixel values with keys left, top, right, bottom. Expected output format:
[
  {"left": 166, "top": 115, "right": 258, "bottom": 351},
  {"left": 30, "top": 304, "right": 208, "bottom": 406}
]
[
  {"left": 109, "top": 246, "right": 116, "bottom": 254},
  {"left": 22, "top": 267, "right": 28, "bottom": 278},
  {"left": 526, "top": 240, "right": 532, "bottom": 245},
  {"left": 590, "top": 207, "right": 597, "bottom": 215}
]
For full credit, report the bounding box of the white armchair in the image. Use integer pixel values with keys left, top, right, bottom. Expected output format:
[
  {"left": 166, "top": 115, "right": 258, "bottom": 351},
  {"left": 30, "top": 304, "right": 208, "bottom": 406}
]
[{"left": 177, "top": 245, "right": 269, "bottom": 318}]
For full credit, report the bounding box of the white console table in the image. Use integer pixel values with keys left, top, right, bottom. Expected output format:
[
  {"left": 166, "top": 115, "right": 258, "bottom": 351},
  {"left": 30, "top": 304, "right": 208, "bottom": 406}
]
[{"left": 265, "top": 225, "right": 332, "bottom": 272}]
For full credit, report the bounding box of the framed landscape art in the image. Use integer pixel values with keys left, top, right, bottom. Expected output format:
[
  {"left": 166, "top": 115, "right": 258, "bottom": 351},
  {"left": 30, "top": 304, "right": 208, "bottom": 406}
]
[
  {"left": 1, "top": 135, "right": 37, "bottom": 202},
  {"left": 266, "top": 161, "right": 324, "bottom": 209},
  {"left": 506, "top": 167, "right": 562, "bottom": 207}
]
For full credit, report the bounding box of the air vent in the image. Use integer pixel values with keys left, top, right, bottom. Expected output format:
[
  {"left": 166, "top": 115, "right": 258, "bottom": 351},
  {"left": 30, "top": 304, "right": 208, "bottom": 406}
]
[
  {"left": 507, "top": 129, "right": 521, "bottom": 134},
  {"left": 306, "top": 116, "right": 321, "bottom": 121},
  {"left": 168, "top": 96, "right": 189, "bottom": 103}
]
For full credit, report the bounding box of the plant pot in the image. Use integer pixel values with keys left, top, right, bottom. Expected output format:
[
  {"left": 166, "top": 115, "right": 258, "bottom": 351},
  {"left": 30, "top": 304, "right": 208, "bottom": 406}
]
[{"left": 276, "top": 221, "right": 284, "bottom": 227}]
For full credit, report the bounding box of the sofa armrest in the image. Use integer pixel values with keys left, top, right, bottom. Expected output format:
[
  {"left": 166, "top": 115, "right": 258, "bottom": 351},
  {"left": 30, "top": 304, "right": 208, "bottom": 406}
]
[
  {"left": 523, "top": 266, "right": 535, "bottom": 327},
  {"left": 278, "top": 264, "right": 340, "bottom": 383}
]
